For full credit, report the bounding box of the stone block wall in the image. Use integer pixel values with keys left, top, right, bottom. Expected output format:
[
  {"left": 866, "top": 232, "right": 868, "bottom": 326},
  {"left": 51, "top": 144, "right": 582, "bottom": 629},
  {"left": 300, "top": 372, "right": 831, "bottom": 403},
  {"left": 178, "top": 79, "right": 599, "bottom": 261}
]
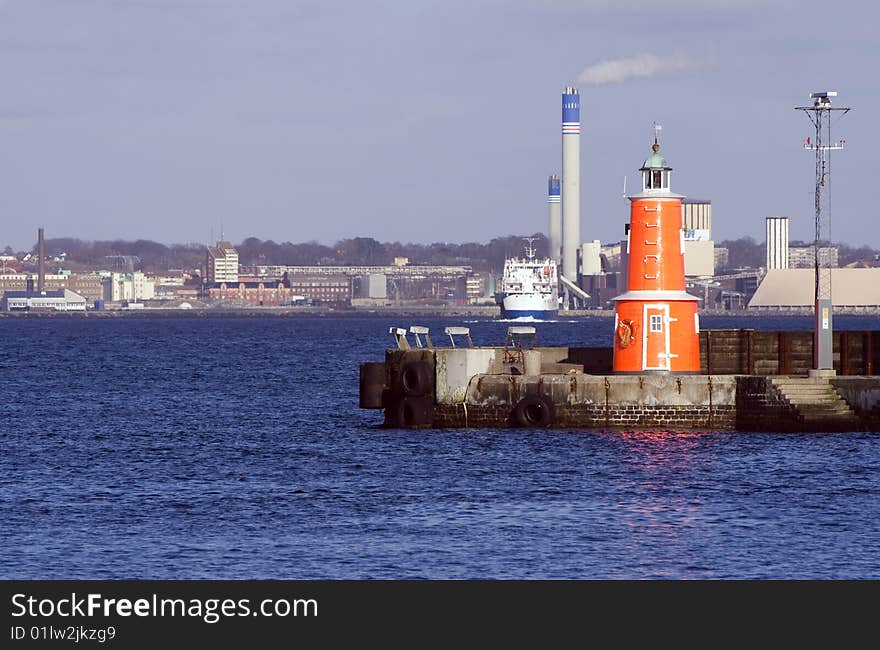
[
  {"left": 428, "top": 375, "right": 738, "bottom": 430},
  {"left": 831, "top": 377, "right": 880, "bottom": 429},
  {"left": 432, "top": 402, "right": 736, "bottom": 430},
  {"left": 733, "top": 376, "right": 801, "bottom": 432}
]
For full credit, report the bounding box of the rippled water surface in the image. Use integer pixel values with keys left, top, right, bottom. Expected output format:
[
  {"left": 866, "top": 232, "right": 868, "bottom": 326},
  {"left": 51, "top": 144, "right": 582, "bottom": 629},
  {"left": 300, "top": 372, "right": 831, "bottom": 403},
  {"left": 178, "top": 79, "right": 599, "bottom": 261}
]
[{"left": 1, "top": 315, "right": 878, "bottom": 578}]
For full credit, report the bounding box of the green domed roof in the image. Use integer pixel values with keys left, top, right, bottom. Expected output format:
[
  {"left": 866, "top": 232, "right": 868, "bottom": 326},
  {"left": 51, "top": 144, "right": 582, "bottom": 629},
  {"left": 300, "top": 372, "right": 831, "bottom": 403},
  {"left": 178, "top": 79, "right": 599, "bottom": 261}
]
[{"left": 640, "top": 143, "right": 671, "bottom": 170}]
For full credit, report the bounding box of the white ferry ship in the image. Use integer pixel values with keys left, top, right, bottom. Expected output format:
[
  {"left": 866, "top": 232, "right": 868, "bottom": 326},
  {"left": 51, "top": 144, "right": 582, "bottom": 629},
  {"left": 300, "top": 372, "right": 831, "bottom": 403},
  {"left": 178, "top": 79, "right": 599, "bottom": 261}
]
[{"left": 499, "top": 240, "right": 559, "bottom": 320}]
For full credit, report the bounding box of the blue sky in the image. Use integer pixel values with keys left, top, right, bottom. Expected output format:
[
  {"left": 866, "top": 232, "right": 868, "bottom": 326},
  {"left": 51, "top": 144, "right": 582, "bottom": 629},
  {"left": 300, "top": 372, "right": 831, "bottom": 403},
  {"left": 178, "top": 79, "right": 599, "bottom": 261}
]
[{"left": 0, "top": 0, "right": 875, "bottom": 250}]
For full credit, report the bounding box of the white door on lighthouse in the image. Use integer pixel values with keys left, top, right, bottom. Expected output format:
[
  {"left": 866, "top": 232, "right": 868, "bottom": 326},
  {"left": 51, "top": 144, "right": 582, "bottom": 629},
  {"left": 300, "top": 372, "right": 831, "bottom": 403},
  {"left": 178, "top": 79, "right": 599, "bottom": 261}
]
[{"left": 643, "top": 304, "right": 670, "bottom": 370}]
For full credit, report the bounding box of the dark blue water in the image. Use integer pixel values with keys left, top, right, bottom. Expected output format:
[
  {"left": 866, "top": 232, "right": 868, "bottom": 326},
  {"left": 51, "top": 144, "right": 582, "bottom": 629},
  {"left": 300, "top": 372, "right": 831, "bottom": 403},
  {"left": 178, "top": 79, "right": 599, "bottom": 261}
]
[{"left": 1, "top": 315, "right": 879, "bottom": 579}]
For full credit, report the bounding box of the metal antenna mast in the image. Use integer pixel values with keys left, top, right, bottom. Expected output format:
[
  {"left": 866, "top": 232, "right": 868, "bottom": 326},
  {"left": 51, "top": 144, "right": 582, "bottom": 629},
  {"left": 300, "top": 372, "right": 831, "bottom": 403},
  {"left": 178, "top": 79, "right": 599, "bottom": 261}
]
[{"left": 795, "top": 92, "right": 849, "bottom": 373}]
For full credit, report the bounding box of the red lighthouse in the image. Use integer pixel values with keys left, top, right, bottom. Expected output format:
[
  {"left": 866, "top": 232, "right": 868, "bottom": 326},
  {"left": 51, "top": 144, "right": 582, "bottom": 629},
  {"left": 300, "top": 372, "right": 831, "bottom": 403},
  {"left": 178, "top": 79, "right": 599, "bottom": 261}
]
[{"left": 613, "top": 129, "right": 700, "bottom": 373}]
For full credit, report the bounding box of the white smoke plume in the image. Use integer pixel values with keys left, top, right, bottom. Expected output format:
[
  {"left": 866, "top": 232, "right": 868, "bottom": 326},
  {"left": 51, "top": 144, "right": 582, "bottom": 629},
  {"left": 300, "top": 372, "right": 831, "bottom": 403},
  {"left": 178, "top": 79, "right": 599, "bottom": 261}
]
[{"left": 577, "top": 53, "right": 705, "bottom": 86}]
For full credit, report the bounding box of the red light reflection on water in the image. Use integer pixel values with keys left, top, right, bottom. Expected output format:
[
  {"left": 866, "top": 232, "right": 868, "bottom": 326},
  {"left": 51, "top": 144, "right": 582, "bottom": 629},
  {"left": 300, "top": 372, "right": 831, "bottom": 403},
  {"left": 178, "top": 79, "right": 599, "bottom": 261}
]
[
  {"left": 603, "top": 428, "right": 719, "bottom": 474},
  {"left": 603, "top": 430, "right": 714, "bottom": 540},
  {"left": 615, "top": 429, "right": 713, "bottom": 444}
]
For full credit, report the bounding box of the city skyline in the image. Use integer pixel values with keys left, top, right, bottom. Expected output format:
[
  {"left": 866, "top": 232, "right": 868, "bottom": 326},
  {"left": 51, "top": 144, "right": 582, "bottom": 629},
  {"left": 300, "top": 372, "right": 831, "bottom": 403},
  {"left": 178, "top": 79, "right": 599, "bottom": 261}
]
[{"left": 0, "top": 0, "right": 875, "bottom": 250}]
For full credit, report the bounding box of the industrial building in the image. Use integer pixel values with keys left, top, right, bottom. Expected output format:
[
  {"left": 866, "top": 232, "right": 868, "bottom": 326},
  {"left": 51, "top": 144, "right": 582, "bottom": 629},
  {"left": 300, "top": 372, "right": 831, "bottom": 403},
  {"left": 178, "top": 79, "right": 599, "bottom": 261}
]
[
  {"left": 0, "top": 272, "right": 105, "bottom": 303},
  {"left": 684, "top": 240, "right": 715, "bottom": 277},
  {"left": 766, "top": 216, "right": 790, "bottom": 270},
  {"left": 749, "top": 269, "right": 880, "bottom": 311},
  {"left": 351, "top": 273, "right": 389, "bottom": 306},
  {"left": 1, "top": 289, "right": 86, "bottom": 312},
  {"left": 580, "top": 240, "right": 602, "bottom": 276},
  {"left": 681, "top": 199, "right": 715, "bottom": 277},
  {"left": 352, "top": 274, "right": 387, "bottom": 299},
  {"left": 102, "top": 271, "right": 155, "bottom": 303},
  {"left": 682, "top": 199, "right": 711, "bottom": 232},
  {"left": 0, "top": 228, "right": 105, "bottom": 304}
]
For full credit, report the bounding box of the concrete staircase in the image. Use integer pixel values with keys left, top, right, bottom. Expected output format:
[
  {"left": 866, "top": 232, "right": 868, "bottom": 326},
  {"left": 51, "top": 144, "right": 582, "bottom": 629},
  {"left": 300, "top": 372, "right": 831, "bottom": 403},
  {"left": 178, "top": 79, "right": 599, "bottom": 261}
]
[{"left": 769, "top": 377, "right": 860, "bottom": 430}]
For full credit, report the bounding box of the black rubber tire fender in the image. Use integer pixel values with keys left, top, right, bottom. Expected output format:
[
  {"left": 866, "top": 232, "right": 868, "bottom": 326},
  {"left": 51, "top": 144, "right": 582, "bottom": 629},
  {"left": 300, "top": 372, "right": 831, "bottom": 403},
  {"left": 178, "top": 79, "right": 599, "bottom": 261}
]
[
  {"left": 395, "top": 396, "right": 433, "bottom": 428},
  {"left": 511, "top": 395, "right": 555, "bottom": 428},
  {"left": 400, "top": 361, "right": 433, "bottom": 397},
  {"left": 359, "top": 362, "right": 386, "bottom": 409}
]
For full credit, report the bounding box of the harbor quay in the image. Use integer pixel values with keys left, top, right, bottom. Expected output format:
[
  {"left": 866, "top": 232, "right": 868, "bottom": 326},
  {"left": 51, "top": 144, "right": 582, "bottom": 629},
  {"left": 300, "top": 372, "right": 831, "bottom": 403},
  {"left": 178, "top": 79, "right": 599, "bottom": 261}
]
[{"left": 359, "top": 329, "right": 880, "bottom": 433}]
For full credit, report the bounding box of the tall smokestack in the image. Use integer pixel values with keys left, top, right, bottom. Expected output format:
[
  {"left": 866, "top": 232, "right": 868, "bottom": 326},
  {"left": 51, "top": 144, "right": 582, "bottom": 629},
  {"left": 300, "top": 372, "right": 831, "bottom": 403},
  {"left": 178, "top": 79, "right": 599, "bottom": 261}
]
[
  {"left": 561, "top": 86, "right": 580, "bottom": 281},
  {"left": 37, "top": 227, "right": 45, "bottom": 292},
  {"left": 547, "top": 174, "right": 561, "bottom": 261}
]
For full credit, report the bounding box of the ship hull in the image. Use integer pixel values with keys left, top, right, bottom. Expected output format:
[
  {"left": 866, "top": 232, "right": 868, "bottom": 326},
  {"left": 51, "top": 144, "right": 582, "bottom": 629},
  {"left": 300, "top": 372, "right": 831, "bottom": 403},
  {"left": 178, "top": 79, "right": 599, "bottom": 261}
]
[
  {"left": 501, "top": 293, "right": 558, "bottom": 320},
  {"left": 500, "top": 308, "right": 558, "bottom": 320}
]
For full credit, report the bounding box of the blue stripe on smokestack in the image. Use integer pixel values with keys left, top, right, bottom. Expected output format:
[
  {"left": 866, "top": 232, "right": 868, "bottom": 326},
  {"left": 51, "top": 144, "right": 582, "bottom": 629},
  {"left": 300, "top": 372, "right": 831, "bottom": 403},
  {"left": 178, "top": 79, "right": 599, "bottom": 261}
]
[
  {"left": 562, "top": 86, "right": 580, "bottom": 133},
  {"left": 548, "top": 175, "right": 561, "bottom": 202}
]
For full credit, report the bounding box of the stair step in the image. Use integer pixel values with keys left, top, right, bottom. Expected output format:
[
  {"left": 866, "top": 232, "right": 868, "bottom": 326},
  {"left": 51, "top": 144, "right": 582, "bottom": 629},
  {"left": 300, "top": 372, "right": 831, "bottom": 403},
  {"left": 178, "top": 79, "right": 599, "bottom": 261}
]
[
  {"left": 773, "top": 385, "right": 837, "bottom": 390},
  {"left": 770, "top": 376, "right": 860, "bottom": 426},
  {"left": 776, "top": 385, "right": 837, "bottom": 389},
  {"left": 775, "top": 384, "right": 836, "bottom": 388},
  {"left": 784, "top": 394, "right": 840, "bottom": 399}
]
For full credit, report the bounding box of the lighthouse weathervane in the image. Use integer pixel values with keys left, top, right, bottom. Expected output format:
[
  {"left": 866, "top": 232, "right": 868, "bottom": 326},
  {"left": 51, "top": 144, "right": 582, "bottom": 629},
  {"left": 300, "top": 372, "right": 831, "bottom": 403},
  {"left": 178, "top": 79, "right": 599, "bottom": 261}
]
[{"left": 612, "top": 124, "right": 701, "bottom": 374}]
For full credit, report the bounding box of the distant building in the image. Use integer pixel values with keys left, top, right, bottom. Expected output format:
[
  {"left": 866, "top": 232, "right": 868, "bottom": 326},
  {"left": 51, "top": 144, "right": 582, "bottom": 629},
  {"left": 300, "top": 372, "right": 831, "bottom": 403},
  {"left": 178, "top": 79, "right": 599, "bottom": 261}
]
[
  {"left": 102, "top": 272, "right": 155, "bottom": 303},
  {"left": 352, "top": 274, "right": 387, "bottom": 300},
  {"left": 765, "top": 216, "right": 789, "bottom": 270},
  {"left": 209, "top": 278, "right": 291, "bottom": 306},
  {"left": 0, "top": 273, "right": 28, "bottom": 295},
  {"left": 288, "top": 277, "right": 351, "bottom": 306},
  {"left": 580, "top": 240, "right": 602, "bottom": 276},
  {"left": 682, "top": 199, "right": 715, "bottom": 277},
  {"left": 132, "top": 272, "right": 155, "bottom": 301},
  {"left": 750, "top": 268, "right": 880, "bottom": 310},
  {"left": 789, "top": 245, "right": 839, "bottom": 269},
  {"left": 714, "top": 247, "right": 729, "bottom": 270},
  {"left": 105, "top": 255, "right": 140, "bottom": 273},
  {"left": 684, "top": 240, "right": 715, "bottom": 277},
  {"left": 0, "top": 272, "right": 103, "bottom": 303},
  {"left": 1, "top": 289, "right": 86, "bottom": 312},
  {"left": 465, "top": 273, "right": 497, "bottom": 304},
  {"left": 207, "top": 276, "right": 351, "bottom": 307},
  {"left": 66, "top": 274, "right": 104, "bottom": 303},
  {"left": 682, "top": 199, "right": 711, "bottom": 231},
  {"left": 206, "top": 241, "right": 239, "bottom": 284},
  {"left": 600, "top": 242, "right": 624, "bottom": 271}
]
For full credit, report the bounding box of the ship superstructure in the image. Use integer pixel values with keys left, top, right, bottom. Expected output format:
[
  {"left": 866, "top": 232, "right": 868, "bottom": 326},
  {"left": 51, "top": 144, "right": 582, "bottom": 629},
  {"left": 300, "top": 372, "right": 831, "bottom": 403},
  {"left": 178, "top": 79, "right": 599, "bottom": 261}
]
[{"left": 500, "top": 240, "right": 559, "bottom": 319}]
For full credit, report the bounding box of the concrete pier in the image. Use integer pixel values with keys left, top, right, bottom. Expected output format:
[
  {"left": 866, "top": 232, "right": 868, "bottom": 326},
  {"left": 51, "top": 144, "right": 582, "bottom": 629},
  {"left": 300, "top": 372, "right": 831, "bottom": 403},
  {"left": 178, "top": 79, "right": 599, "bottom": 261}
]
[{"left": 360, "top": 337, "right": 880, "bottom": 432}]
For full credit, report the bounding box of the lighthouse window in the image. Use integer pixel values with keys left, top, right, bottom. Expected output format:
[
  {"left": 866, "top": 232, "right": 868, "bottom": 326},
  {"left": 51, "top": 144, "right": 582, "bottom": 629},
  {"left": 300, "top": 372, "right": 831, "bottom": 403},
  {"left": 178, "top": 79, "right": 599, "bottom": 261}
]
[
  {"left": 651, "top": 170, "right": 662, "bottom": 188},
  {"left": 650, "top": 315, "right": 663, "bottom": 332}
]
